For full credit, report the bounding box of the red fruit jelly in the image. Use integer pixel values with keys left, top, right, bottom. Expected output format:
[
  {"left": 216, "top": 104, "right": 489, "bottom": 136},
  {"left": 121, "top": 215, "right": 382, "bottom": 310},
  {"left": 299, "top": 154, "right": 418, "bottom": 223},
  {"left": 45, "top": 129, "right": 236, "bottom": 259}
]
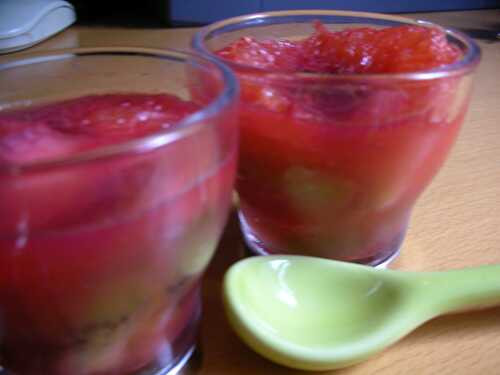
[
  {"left": 0, "top": 94, "right": 236, "bottom": 374},
  {"left": 217, "top": 24, "right": 468, "bottom": 264}
]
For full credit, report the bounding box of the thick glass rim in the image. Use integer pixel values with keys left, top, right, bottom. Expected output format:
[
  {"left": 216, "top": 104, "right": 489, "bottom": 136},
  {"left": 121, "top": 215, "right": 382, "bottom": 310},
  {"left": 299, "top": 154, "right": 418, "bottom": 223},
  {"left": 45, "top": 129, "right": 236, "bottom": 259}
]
[
  {"left": 192, "top": 9, "right": 481, "bottom": 81},
  {"left": 0, "top": 47, "right": 238, "bottom": 174}
]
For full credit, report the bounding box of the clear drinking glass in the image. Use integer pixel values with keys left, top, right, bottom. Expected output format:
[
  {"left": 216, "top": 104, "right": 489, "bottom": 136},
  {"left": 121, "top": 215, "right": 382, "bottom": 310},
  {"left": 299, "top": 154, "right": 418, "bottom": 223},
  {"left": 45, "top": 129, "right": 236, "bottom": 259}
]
[
  {"left": 193, "top": 10, "right": 480, "bottom": 266},
  {"left": 0, "top": 48, "right": 238, "bottom": 374}
]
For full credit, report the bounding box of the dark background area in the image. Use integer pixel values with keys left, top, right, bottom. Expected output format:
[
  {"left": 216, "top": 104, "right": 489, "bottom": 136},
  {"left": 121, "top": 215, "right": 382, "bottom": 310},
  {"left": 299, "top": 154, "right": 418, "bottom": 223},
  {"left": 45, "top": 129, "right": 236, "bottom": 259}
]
[
  {"left": 68, "top": 0, "right": 500, "bottom": 27},
  {"left": 69, "top": 0, "right": 170, "bottom": 27}
]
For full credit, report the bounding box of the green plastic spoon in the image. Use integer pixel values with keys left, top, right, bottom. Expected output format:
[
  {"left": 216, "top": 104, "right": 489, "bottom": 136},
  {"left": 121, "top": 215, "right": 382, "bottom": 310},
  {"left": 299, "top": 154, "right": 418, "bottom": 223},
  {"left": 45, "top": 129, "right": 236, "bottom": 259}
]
[{"left": 223, "top": 255, "right": 500, "bottom": 371}]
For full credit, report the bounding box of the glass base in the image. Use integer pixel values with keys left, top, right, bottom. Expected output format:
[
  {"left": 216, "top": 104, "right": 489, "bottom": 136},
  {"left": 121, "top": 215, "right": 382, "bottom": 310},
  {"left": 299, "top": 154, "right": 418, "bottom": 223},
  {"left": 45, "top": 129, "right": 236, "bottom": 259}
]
[
  {"left": 0, "top": 292, "right": 202, "bottom": 375},
  {"left": 239, "top": 211, "right": 404, "bottom": 268},
  {"left": 136, "top": 293, "right": 202, "bottom": 375},
  {"left": 0, "top": 347, "right": 196, "bottom": 375},
  {"left": 143, "top": 345, "right": 196, "bottom": 375}
]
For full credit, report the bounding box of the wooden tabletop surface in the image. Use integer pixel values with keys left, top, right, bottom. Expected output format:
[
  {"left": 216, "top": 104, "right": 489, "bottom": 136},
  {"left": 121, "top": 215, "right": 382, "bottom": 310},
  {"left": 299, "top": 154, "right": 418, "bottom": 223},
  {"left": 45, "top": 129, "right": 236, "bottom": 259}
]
[{"left": 2, "top": 9, "right": 499, "bottom": 375}]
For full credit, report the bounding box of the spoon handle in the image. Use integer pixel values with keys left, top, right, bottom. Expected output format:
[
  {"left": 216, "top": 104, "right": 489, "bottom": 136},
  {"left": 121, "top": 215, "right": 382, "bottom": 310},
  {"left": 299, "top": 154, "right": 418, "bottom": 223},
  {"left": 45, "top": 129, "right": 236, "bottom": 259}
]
[{"left": 412, "top": 264, "right": 500, "bottom": 314}]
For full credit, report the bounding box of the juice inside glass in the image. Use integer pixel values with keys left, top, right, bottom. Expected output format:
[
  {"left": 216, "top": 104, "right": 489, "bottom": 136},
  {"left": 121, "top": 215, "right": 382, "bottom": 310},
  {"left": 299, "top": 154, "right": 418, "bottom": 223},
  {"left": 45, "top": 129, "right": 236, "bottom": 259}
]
[
  {"left": 0, "top": 48, "right": 238, "bottom": 374},
  {"left": 193, "top": 10, "right": 480, "bottom": 266}
]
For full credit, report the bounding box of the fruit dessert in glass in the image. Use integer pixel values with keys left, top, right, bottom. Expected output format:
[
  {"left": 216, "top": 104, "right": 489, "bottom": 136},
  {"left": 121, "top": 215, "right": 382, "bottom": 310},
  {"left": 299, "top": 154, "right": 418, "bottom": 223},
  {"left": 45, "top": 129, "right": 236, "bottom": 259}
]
[
  {"left": 193, "top": 10, "right": 480, "bottom": 266},
  {"left": 0, "top": 48, "right": 238, "bottom": 375}
]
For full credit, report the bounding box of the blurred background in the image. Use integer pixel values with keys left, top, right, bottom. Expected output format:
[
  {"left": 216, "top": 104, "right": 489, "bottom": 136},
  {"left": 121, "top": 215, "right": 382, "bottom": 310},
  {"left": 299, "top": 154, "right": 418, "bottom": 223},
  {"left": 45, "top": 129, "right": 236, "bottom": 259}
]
[{"left": 70, "top": 0, "right": 500, "bottom": 26}]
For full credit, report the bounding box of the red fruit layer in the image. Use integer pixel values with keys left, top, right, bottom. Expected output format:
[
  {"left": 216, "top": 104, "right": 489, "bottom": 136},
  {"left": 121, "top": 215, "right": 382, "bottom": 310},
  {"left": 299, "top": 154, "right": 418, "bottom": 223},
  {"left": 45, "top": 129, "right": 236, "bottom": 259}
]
[
  {"left": 217, "top": 23, "right": 462, "bottom": 73},
  {"left": 0, "top": 94, "right": 200, "bottom": 165}
]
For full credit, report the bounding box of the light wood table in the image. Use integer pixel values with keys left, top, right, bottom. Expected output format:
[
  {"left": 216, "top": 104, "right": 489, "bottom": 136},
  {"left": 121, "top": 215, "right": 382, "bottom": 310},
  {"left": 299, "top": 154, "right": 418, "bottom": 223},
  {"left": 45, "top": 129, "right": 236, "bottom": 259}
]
[{"left": 2, "top": 9, "right": 499, "bottom": 375}]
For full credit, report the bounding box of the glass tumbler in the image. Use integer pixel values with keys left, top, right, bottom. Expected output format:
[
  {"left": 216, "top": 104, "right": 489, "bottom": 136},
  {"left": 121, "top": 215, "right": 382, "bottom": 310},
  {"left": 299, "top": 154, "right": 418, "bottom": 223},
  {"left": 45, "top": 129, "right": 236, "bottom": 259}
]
[
  {"left": 0, "top": 48, "right": 238, "bottom": 374},
  {"left": 193, "top": 10, "right": 480, "bottom": 266}
]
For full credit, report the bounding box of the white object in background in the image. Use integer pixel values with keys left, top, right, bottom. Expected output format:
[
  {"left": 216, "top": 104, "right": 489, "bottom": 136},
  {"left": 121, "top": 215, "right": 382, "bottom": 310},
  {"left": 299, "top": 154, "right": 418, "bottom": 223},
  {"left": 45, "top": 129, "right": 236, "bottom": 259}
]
[{"left": 0, "top": 0, "right": 76, "bottom": 54}]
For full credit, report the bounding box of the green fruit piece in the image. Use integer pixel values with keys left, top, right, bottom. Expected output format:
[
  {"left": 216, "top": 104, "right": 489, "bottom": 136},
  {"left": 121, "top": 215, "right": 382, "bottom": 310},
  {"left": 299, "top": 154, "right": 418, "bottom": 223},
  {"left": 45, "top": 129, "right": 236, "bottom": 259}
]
[
  {"left": 283, "top": 166, "right": 355, "bottom": 219},
  {"left": 176, "top": 211, "right": 220, "bottom": 279}
]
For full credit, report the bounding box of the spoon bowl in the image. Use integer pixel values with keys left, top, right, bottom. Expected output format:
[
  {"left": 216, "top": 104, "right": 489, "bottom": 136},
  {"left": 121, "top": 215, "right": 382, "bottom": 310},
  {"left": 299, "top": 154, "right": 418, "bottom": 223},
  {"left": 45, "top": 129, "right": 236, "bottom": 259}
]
[{"left": 224, "top": 256, "right": 500, "bottom": 370}]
